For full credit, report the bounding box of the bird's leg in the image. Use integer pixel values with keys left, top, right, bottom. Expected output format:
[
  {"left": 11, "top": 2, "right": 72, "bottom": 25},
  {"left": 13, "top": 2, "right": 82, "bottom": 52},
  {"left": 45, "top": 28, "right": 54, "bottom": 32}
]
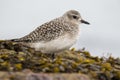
[{"left": 51, "top": 53, "right": 55, "bottom": 59}]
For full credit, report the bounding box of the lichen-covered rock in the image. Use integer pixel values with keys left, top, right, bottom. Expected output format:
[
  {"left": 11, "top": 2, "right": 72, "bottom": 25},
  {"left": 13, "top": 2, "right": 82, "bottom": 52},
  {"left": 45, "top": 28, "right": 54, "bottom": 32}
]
[{"left": 0, "top": 40, "right": 120, "bottom": 80}]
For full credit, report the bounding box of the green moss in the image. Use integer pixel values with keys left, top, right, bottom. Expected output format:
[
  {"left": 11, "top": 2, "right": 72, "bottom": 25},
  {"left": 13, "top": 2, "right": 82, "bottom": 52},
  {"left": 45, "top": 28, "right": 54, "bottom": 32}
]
[
  {"left": 0, "top": 40, "right": 120, "bottom": 79},
  {"left": 101, "top": 63, "right": 112, "bottom": 71}
]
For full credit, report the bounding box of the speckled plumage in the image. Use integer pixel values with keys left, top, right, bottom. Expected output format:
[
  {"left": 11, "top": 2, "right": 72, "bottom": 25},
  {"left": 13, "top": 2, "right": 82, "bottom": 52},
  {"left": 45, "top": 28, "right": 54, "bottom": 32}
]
[{"left": 11, "top": 10, "right": 90, "bottom": 53}]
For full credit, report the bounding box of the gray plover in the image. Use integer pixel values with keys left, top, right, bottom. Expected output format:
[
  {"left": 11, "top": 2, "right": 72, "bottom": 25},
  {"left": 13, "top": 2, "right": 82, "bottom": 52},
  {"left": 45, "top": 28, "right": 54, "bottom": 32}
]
[{"left": 11, "top": 10, "right": 90, "bottom": 54}]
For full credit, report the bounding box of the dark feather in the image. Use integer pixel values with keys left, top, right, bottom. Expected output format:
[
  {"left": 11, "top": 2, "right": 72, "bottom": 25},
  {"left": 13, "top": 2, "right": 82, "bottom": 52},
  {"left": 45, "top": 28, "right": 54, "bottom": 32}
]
[{"left": 10, "top": 39, "right": 31, "bottom": 42}]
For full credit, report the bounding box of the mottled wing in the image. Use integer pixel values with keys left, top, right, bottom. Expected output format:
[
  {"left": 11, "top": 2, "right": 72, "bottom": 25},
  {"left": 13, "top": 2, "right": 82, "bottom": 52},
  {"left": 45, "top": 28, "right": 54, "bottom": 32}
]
[{"left": 12, "top": 18, "right": 66, "bottom": 42}]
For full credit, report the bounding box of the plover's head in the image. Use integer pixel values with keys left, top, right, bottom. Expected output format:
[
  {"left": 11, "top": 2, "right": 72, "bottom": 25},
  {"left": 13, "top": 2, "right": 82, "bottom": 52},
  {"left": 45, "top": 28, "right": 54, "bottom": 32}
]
[{"left": 63, "top": 10, "right": 90, "bottom": 25}]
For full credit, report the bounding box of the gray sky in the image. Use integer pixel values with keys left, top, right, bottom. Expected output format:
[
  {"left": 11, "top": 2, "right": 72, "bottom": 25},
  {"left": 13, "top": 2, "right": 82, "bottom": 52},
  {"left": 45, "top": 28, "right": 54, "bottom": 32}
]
[{"left": 0, "top": 0, "right": 120, "bottom": 57}]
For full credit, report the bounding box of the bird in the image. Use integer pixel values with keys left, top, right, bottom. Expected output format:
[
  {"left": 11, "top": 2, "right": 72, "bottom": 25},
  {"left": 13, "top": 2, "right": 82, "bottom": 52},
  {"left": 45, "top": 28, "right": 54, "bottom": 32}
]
[{"left": 11, "top": 10, "right": 90, "bottom": 54}]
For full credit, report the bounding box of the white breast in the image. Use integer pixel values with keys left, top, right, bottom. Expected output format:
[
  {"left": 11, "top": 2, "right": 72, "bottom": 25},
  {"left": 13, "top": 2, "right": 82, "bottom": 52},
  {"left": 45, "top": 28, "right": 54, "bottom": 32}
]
[
  {"left": 29, "top": 27, "right": 80, "bottom": 54},
  {"left": 30, "top": 35, "right": 77, "bottom": 53}
]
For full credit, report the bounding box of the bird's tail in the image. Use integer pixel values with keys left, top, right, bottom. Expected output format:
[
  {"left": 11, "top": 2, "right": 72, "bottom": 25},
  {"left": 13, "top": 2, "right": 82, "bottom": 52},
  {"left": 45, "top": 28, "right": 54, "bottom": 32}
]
[
  {"left": 10, "top": 39, "right": 20, "bottom": 42},
  {"left": 10, "top": 38, "right": 31, "bottom": 42},
  {"left": 0, "top": 38, "right": 21, "bottom": 42}
]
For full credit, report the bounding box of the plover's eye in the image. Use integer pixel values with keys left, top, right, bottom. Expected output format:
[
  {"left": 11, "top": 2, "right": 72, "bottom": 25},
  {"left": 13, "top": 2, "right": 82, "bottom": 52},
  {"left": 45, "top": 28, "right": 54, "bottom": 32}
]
[{"left": 73, "top": 15, "right": 77, "bottom": 19}]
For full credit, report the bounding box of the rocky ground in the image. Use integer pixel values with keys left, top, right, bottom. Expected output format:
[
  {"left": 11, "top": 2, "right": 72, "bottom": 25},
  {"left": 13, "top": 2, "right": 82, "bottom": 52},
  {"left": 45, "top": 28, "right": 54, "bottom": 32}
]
[{"left": 0, "top": 40, "right": 120, "bottom": 80}]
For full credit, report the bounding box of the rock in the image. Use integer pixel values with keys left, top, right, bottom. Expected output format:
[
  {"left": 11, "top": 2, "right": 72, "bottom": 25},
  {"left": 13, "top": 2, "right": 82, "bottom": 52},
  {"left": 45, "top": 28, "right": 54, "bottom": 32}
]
[
  {"left": 0, "top": 40, "right": 120, "bottom": 80},
  {"left": 0, "top": 72, "right": 90, "bottom": 80}
]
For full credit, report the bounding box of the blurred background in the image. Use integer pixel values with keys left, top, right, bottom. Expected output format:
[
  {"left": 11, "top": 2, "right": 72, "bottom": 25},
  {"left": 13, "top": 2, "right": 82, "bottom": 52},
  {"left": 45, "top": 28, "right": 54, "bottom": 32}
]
[{"left": 0, "top": 0, "right": 120, "bottom": 57}]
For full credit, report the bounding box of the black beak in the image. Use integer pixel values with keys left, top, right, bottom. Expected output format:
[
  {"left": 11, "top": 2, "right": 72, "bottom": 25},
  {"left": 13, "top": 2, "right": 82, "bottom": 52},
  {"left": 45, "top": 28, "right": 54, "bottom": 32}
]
[{"left": 81, "top": 19, "right": 90, "bottom": 25}]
